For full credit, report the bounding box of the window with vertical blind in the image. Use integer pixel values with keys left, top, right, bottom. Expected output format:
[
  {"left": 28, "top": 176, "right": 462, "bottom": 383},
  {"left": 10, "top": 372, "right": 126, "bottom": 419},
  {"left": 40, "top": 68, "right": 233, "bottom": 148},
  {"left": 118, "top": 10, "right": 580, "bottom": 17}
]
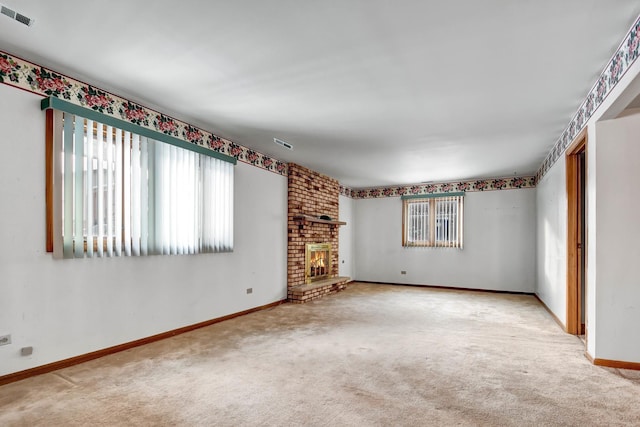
[
  {"left": 402, "top": 193, "right": 464, "bottom": 248},
  {"left": 43, "top": 97, "right": 236, "bottom": 258}
]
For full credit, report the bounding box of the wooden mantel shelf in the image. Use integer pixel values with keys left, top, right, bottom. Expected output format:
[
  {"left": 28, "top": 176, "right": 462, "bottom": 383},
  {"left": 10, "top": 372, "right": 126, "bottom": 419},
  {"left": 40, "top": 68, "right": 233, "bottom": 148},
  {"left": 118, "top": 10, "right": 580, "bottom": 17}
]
[{"left": 293, "top": 215, "right": 346, "bottom": 227}]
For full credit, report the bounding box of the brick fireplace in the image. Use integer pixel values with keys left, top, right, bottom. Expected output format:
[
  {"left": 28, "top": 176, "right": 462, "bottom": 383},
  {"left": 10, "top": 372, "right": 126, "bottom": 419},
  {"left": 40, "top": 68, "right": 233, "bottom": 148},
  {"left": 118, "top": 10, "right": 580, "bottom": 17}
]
[{"left": 287, "top": 163, "right": 350, "bottom": 303}]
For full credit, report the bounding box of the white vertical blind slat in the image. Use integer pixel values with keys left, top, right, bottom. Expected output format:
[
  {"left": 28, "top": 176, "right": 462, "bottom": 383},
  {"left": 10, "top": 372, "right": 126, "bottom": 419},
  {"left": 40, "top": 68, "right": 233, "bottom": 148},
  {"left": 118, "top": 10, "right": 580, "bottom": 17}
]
[
  {"left": 114, "top": 128, "right": 123, "bottom": 256},
  {"left": 169, "top": 145, "right": 177, "bottom": 255},
  {"left": 106, "top": 126, "right": 114, "bottom": 257},
  {"left": 162, "top": 143, "right": 171, "bottom": 254},
  {"left": 174, "top": 147, "right": 181, "bottom": 255},
  {"left": 222, "top": 159, "right": 227, "bottom": 252},
  {"left": 451, "top": 197, "right": 456, "bottom": 246},
  {"left": 417, "top": 203, "right": 421, "bottom": 243},
  {"left": 140, "top": 136, "right": 149, "bottom": 256},
  {"left": 189, "top": 151, "right": 196, "bottom": 254},
  {"left": 204, "top": 156, "right": 212, "bottom": 252},
  {"left": 212, "top": 157, "right": 218, "bottom": 252},
  {"left": 62, "top": 113, "right": 74, "bottom": 258},
  {"left": 86, "top": 119, "right": 94, "bottom": 257},
  {"left": 215, "top": 159, "right": 222, "bottom": 252},
  {"left": 452, "top": 197, "right": 456, "bottom": 244},
  {"left": 448, "top": 198, "right": 452, "bottom": 244},
  {"left": 197, "top": 155, "right": 202, "bottom": 253},
  {"left": 415, "top": 203, "right": 419, "bottom": 244},
  {"left": 131, "top": 134, "right": 141, "bottom": 256},
  {"left": 228, "top": 160, "right": 234, "bottom": 250},
  {"left": 178, "top": 148, "right": 185, "bottom": 254},
  {"left": 446, "top": 198, "right": 451, "bottom": 244},
  {"left": 73, "top": 116, "right": 85, "bottom": 258},
  {"left": 437, "top": 199, "right": 442, "bottom": 244},
  {"left": 123, "top": 131, "right": 132, "bottom": 256},
  {"left": 459, "top": 197, "right": 464, "bottom": 248},
  {"left": 412, "top": 203, "right": 416, "bottom": 243},
  {"left": 156, "top": 141, "right": 168, "bottom": 254},
  {"left": 97, "top": 122, "right": 105, "bottom": 257}
]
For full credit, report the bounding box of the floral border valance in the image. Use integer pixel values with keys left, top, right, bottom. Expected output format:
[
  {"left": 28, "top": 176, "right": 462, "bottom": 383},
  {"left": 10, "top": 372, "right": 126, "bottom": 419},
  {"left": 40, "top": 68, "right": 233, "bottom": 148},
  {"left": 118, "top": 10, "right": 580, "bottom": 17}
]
[
  {"left": 340, "top": 176, "right": 535, "bottom": 199},
  {"left": 2, "top": 12, "right": 639, "bottom": 188},
  {"left": 536, "top": 15, "right": 640, "bottom": 182},
  {"left": 0, "top": 51, "right": 288, "bottom": 176},
  {"left": 42, "top": 96, "right": 237, "bottom": 163}
]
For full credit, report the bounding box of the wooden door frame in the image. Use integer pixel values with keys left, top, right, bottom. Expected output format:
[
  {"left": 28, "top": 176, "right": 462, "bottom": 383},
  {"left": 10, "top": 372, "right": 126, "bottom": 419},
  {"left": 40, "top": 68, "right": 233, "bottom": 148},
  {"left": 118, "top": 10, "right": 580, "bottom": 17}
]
[{"left": 565, "top": 128, "right": 587, "bottom": 336}]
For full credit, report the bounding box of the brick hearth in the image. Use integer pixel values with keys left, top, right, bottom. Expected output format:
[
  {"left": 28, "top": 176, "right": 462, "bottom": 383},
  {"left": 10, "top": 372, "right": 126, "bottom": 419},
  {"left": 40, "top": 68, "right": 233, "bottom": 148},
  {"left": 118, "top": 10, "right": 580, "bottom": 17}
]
[
  {"left": 287, "top": 276, "right": 351, "bottom": 303},
  {"left": 287, "top": 163, "right": 350, "bottom": 302}
]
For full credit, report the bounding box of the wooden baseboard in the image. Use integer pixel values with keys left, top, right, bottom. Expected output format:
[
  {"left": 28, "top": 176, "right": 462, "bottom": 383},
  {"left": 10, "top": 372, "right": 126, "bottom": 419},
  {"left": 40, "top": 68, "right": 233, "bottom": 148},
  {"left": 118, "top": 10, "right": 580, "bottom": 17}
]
[
  {"left": 592, "top": 357, "right": 640, "bottom": 371},
  {"left": 356, "top": 280, "right": 534, "bottom": 296},
  {"left": 585, "top": 350, "right": 640, "bottom": 370},
  {"left": 0, "top": 299, "right": 287, "bottom": 387},
  {"left": 533, "top": 294, "right": 566, "bottom": 332}
]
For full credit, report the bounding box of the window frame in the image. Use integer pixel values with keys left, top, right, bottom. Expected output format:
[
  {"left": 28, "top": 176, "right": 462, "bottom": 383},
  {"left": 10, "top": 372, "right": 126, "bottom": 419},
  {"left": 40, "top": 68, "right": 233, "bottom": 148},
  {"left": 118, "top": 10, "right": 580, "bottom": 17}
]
[{"left": 401, "top": 193, "right": 464, "bottom": 248}]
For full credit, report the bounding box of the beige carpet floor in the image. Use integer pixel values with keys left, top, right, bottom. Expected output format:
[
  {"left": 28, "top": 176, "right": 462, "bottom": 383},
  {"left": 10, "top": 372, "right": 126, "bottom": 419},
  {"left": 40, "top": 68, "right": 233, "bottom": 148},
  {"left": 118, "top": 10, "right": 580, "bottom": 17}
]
[{"left": 1, "top": 282, "right": 639, "bottom": 426}]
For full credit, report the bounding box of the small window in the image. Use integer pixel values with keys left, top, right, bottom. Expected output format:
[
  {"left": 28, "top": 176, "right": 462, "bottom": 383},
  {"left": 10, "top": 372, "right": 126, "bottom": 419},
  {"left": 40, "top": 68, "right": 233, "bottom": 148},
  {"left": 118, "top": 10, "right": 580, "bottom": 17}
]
[{"left": 402, "top": 194, "right": 464, "bottom": 248}]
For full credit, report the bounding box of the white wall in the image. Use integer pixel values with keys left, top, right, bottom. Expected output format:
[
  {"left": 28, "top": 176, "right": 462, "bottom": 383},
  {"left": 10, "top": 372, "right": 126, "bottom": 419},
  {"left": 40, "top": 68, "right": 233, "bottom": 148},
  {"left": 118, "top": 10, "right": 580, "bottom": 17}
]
[
  {"left": 592, "top": 110, "right": 640, "bottom": 362},
  {"left": 534, "top": 57, "right": 640, "bottom": 359},
  {"left": 354, "top": 189, "right": 536, "bottom": 292},
  {"left": 338, "top": 195, "right": 355, "bottom": 278},
  {"left": 0, "top": 85, "right": 288, "bottom": 377},
  {"left": 535, "top": 160, "right": 567, "bottom": 326}
]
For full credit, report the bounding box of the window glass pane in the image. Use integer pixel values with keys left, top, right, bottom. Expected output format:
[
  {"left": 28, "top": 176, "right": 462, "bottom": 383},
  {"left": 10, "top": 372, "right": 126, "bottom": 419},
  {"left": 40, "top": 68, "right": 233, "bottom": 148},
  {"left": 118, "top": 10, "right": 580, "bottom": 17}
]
[
  {"left": 55, "top": 114, "right": 234, "bottom": 258},
  {"left": 403, "top": 196, "right": 463, "bottom": 248}
]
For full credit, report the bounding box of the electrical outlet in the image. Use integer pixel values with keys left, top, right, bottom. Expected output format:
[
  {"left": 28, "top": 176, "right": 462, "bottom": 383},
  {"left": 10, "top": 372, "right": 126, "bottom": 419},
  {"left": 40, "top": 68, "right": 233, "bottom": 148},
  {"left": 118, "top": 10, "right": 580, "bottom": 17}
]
[
  {"left": 401, "top": 271, "right": 407, "bottom": 275},
  {"left": 21, "top": 346, "right": 33, "bottom": 356},
  {"left": 246, "top": 288, "right": 253, "bottom": 294},
  {"left": 0, "top": 334, "right": 11, "bottom": 346}
]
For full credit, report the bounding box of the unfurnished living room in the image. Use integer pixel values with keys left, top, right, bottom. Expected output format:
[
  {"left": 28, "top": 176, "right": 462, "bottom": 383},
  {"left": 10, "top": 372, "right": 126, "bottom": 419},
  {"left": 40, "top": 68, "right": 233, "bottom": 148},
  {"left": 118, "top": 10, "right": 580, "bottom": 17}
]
[{"left": 2, "top": 1, "right": 640, "bottom": 426}]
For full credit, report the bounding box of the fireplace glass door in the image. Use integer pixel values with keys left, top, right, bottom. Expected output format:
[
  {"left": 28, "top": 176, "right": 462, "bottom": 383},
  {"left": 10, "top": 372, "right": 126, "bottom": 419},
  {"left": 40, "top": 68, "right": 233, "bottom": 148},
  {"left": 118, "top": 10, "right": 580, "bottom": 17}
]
[{"left": 305, "top": 243, "right": 331, "bottom": 283}]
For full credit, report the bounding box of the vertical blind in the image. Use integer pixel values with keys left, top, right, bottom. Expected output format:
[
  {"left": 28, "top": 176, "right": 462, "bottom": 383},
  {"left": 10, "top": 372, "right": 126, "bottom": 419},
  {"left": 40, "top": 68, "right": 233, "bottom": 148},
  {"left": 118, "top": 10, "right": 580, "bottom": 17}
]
[
  {"left": 57, "top": 112, "right": 233, "bottom": 258},
  {"left": 406, "top": 200, "right": 430, "bottom": 244},
  {"left": 402, "top": 194, "right": 464, "bottom": 248}
]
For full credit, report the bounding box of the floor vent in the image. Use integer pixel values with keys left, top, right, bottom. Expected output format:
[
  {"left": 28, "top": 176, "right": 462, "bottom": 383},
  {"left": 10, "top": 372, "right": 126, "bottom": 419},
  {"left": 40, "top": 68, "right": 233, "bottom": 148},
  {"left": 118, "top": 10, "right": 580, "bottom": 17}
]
[{"left": 0, "top": 4, "right": 34, "bottom": 26}]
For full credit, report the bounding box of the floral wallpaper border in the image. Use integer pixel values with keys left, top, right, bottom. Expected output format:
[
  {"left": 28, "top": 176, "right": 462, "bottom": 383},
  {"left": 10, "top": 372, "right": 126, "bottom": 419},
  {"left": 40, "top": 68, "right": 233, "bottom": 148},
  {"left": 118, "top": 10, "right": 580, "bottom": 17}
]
[
  {"left": 2, "top": 11, "right": 639, "bottom": 187},
  {"left": 536, "top": 15, "right": 640, "bottom": 182},
  {"left": 0, "top": 51, "right": 288, "bottom": 176},
  {"left": 340, "top": 176, "right": 536, "bottom": 199}
]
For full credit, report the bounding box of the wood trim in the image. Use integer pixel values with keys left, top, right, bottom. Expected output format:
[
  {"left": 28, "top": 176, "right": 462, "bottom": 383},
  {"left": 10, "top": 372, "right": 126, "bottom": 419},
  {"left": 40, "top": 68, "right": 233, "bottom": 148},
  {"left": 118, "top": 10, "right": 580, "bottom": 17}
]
[
  {"left": 586, "top": 348, "right": 640, "bottom": 371},
  {"left": 45, "top": 109, "right": 54, "bottom": 253},
  {"left": 0, "top": 299, "right": 286, "bottom": 387},
  {"left": 292, "top": 215, "right": 346, "bottom": 226},
  {"left": 565, "top": 152, "right": 578, "bottom": 334},
  {"left": 566, "top": 128, "right": 587, "bottom": 156},
  {"left": 534, "top": 294, "right": 566, "bottom": 331},
  {"left": 593, "top": 358, "right": 640, "bottom": 371},
  {"left": 565, "top": 128, "right": 587, "bottom": 335}
]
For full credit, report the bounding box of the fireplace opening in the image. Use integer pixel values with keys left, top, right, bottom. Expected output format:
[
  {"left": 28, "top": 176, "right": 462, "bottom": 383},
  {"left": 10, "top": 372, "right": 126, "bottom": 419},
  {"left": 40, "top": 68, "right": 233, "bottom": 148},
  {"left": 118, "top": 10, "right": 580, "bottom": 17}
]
[{"left": 305, "top": 243, "right": 331, "bottom": 283}]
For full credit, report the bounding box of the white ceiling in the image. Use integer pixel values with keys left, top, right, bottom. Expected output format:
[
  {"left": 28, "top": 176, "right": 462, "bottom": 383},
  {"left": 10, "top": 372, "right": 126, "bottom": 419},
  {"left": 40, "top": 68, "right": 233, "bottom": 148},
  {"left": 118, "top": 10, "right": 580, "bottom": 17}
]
[{"left": 1, "top": 1, "right": 639, "bottom": 187}]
